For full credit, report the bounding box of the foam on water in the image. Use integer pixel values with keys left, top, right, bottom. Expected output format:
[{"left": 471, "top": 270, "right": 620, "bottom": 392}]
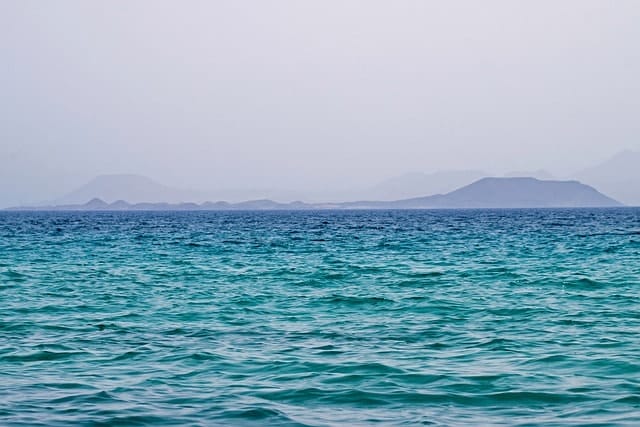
[{"left": 1, "top": 209, "right": 639, "bottom": 426}]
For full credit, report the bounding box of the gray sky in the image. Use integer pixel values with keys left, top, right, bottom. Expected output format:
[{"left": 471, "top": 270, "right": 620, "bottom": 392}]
[{"left": 1, "top": 1, "right": 639, "bottom": 206}]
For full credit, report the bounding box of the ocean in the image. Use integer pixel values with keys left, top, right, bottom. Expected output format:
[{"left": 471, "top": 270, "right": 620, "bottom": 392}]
[{"left": 1, "top": 209, "right": 639, "bottom": 426}]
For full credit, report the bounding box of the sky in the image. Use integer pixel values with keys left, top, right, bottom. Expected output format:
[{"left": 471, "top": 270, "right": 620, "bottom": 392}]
[{"left": 1, "top": 1, "right": 639, "bottom": 206}]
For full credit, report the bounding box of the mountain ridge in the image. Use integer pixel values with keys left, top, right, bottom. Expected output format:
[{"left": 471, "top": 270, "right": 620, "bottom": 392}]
[
  {"left": 8, "top": 177, "right": 622, "bottom": 211},
  {"left": 572, "top": 150, "right": 640, "bottom": 206},
  {"left": 54, "top": 174, "right": 206, "bottom": 205}
]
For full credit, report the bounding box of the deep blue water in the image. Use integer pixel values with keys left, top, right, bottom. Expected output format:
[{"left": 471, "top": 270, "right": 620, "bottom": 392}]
[{"left": 1, "top": 209, "right": 639, "bottom": 426}]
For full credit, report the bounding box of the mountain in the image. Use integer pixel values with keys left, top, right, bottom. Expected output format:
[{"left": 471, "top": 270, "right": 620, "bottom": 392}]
[
  {"left": 54, "top": 174, "right": 205, "bottom": 205},
  {"left": 341, "top": 177, "right": 621, "bottom": 209},
  {"left": 83, "top": 198, "right": 110, "bottom": 209},
  {"left": 394, "top": 177, "right": 621, "bottom": 208},
  {"left": 52, "top": 174, "right": 313, "bottom": 205},
  {"left": 10, "top": 177, "right": 622, "bottom": 211},
  {"left": 6, "top": 198, "right": 313, "bottom": 211},
  {"left": 504, "top": 169, "right": 555, "bottom": 180},
  {"left": 573, "top": 150, "right": 640, "bottom": 206},
  {"left": 362, "top": 170, "right": 488, "bottom": 201}
]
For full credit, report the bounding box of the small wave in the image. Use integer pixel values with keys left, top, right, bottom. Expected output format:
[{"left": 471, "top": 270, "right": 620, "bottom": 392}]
[
  {"left": 214, "top": 405, "right": 306, "bottom": 426},
  {"left": 324, "top": 295, "right": 394, "bottom": 305},
  {"left": 399, "top": 270, "right": 445, "bottom": 278},
  {"left": 256, "top": 387, "right": 388, "bottom": 406},
  {"left": 48, "top": 390, "right": 116, "bottom": 406},
  {"left": 612, "top": 395, "right": 640, "bottom": 404},
  {"left": 221, "top": 239, "right": 245, "bottom": 244},
  {"left": 107, "top": 346, "right": 154, "bottom": 362},
  {"left": 1, "top": 270, "right": 28, "bottom": 282},
  {"left": 520, "top": 354, "right": 571, "bottom": 365},
  {"left": 485, "top": 390, "right": 594, "bottom": 404},
  {"left": 562, "top": 276, "right": 607, "bottom": 288},
  {"left": 329, "top": 362, "right": 406, "bottom": 375},
  {"left": 41, "top": 382, "right": 98, "bottom": 391},
  {"left": 476, "top": 337, "right": 518, "bottom": 351},
  {"left": 188, "top": 351, "right": 224, "bottom": 362},
  {"left": 3, "top": 350, "right": 85, "bottom": 363},
  {"left": 89, "top": 414, "right": 172, "bottom": 427}
]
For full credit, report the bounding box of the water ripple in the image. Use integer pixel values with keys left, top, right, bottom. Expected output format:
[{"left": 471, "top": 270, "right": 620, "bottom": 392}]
[{"left": 1, "top": 208, "right": 639, "bottom": 426}]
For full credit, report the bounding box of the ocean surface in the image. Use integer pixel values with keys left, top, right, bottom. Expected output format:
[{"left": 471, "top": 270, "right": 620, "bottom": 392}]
[{"left": 1, "top": 209, "right": 639, "bottom": 426}]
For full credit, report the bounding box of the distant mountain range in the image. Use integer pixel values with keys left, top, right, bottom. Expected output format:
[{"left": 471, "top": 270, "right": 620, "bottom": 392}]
[
  {"left": 364, "top": 150, "right": 640, "bottom": 206},
  {"left": 52, "top": 174, "right": 207, "bottom": 205},
  {"left": 49, "top": 174, "right": 309, "bottom": 205},
  {"left": 12, "top": 149, "right": 638, "bottom": 209},
  {"left": 338, "top": 177, "right": 620, "bottom": 209},
  {"left": 50, "top": 170, "right": 494, "bottom": 205},
  {"left": 8, "top": 177, "right": 622, "bottom": 211},
  {"left": 360, "top": 170, "right": 488, "bottom": 201},
  {"left": 571, "top": 150, "right": 640, "bottom": 206}
]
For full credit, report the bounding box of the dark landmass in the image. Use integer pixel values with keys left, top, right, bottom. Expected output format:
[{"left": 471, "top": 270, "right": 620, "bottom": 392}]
[
  {"left": 6, "top": 177, "right": 623, "bottom": 211},
  {"left": 341, "top": 177, "right": 622, "bottom": 209}
]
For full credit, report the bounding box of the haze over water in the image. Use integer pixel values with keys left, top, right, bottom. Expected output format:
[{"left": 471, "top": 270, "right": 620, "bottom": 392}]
[
  {"left": 2, "top": 1, "right": 640, "bottom": 206},
  {"left": 2, "top": 209, "right": 639, "bottom": 426}
]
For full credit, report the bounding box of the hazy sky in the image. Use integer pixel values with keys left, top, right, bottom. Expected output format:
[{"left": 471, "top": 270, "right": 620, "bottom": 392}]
[{"left": 1, "top": 1, "right": 639, "bottom": 206}]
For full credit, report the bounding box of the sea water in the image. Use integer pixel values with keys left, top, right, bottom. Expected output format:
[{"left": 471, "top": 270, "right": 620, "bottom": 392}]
[{"left": 1, "top": 209, "right": 639, "bottom": 426}]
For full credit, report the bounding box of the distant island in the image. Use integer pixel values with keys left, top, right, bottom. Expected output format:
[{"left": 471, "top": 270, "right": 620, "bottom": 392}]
[{"left": 6, "top": 177, "right": 622, "bottom": 211}]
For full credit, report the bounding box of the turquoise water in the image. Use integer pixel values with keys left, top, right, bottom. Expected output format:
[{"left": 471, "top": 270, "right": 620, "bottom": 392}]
[{"left": 1, "top": 209, "right": 639, "bottom": 426}]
